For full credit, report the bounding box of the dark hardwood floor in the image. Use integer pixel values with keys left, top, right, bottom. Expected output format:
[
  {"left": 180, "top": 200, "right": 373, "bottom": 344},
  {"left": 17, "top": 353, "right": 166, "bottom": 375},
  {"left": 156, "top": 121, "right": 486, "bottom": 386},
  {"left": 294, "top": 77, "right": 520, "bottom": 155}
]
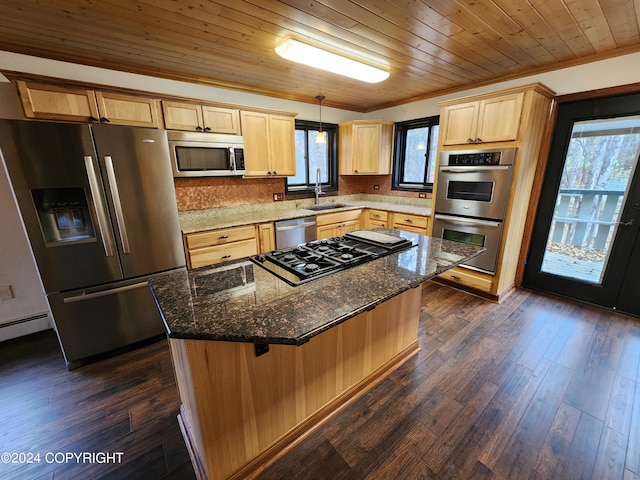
[{"left": 1, "top": 283, "right": 639, "bottom": 480}]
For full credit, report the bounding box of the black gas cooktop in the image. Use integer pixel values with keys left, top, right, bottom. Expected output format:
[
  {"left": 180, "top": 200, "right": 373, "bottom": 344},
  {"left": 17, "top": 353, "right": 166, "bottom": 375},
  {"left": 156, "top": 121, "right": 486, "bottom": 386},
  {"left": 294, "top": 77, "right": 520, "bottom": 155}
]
[{"left": 251, "top": 230, "right": 414, "bottom": 286}]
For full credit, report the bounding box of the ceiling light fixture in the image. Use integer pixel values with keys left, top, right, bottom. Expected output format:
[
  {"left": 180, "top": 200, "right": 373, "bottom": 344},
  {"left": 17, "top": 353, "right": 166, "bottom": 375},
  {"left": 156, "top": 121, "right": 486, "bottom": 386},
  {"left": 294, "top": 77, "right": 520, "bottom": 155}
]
[
  {"left": 315, "top": 95, "right": 326, "bottom": 144},
  {"left": 275, "top": 38, "right": 389, "bottom": 84}
]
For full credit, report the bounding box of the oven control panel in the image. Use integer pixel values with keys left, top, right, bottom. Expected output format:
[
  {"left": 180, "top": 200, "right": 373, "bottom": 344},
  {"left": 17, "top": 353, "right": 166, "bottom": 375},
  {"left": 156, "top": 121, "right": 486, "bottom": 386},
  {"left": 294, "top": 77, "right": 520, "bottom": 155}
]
[{"left": 441, "top": 147, "right": 516, "bottom": 166}]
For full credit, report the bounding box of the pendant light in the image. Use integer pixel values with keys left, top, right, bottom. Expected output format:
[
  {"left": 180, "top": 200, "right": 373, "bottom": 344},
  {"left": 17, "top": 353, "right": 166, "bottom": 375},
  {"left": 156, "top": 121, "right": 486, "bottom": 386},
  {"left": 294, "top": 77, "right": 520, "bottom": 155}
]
[{"left": 315, "top": 95, "right": 326, "bottom": 144}]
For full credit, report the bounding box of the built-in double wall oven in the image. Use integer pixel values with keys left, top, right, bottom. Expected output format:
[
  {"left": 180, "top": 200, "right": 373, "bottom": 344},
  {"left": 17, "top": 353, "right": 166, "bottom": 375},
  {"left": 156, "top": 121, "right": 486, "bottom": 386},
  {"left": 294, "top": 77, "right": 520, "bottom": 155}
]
[{"left": 432, "top": 148, "right": 516, "bottom": 274}]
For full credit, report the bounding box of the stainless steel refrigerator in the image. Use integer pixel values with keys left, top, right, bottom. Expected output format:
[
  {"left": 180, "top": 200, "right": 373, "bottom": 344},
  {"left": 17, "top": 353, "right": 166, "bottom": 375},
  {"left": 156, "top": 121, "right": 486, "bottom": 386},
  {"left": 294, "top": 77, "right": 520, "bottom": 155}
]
[{"left": 0, "top": 119, "right": 185, "bottom": 368}]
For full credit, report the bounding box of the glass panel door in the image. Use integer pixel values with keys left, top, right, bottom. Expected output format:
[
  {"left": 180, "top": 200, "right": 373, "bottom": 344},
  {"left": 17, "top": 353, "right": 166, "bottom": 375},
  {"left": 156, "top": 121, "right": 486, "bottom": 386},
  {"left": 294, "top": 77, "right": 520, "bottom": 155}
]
[
  {"left": 524, "top": 94, "right": 640, "bottom": 315},
  {"left": 540, "top": 116, "right": 640, "bottom": 283}
]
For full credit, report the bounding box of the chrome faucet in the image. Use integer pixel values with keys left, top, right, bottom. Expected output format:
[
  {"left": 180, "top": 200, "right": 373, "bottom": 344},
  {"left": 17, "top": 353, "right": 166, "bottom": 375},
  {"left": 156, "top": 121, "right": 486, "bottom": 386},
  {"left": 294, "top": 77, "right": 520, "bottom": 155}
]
[{"left": 314, "top": 168, "right": 325, "bottom": 206}]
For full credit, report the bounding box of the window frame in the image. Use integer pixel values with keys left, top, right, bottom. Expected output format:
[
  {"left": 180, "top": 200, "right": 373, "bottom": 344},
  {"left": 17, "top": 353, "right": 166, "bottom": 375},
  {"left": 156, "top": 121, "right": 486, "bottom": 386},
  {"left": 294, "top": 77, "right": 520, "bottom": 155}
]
[
  {"left": 285, "top": 120, "right": 339, "bottom": 195},
  {"left": 392, "top": 115, "right": 440, "bottom": 192}
]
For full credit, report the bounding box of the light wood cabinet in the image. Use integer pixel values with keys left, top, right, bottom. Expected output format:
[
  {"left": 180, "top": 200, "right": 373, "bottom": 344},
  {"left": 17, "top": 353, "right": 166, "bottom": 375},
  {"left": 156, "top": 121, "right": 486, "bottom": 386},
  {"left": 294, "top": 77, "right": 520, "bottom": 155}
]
[
  {"left": 434, "top": 83, "right": 556, "bottom": 299},
  {"left": 339, "top": 120, "right": 394, "bottom": 175},
  {"left": 256, "top": 223, "right": 276, "bottom": 253},
  {"left": 391, "top": 212, "right": 429, "bottom": 235},
  {"left": 162, "top": 100, "right": 240, "bottom": 134},
  {"left": 184, "top": 225, "right": 258, "bottom": 269},
  {"left": 241, "top": 111, "right": 296, "bottom": 177},
  {"left": 316, "top": 209, "right": 362, "bottom": 239},
  {"left": 17, "top": 81, "right": 161, "bottom": 128},
  {"left": 440, "top": 92, "right": 524, "bottom": 146},
  {"left": 364, "top": 209, "right": 388, "bottom": 229}
]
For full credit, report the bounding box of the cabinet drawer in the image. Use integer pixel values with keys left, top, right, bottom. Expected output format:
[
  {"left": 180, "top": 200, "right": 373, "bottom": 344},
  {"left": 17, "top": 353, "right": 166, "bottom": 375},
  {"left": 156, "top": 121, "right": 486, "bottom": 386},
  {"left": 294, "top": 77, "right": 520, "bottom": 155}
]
[
  {"left": 367, "top": 209, "right": 388, "bottom": 222},
  {"left": 184, "top": 225, "right": 256, "bottom": 250},
  {"left": 392, "top": 213, "right": 428, "bottom": 229},
  {"left": 316, "top": 209, "right": 362, "bottom": 227},
  {"left": 438, "top": 267, "right": 493, "bottom": 293},
  {"left": 394, "top": 224, "right": 427, "bottom": 235},
  {"left": 188, "top": 239, "right": 258, "bottom": 268}
]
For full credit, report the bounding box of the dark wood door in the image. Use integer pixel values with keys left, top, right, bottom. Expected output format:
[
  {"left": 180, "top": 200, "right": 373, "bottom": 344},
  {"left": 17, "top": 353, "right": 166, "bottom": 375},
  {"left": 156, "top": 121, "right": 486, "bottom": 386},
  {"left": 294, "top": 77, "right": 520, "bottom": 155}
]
[{"left": 523, "top": 93, "right": 640, "bottom": 317}]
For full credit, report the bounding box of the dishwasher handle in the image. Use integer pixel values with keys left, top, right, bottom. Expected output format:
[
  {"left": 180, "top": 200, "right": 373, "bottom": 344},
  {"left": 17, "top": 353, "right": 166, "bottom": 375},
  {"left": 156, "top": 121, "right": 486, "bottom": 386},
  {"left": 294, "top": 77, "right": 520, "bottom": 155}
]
[{"left": 275, "top": 221, "right": 317, "bottom": 231}]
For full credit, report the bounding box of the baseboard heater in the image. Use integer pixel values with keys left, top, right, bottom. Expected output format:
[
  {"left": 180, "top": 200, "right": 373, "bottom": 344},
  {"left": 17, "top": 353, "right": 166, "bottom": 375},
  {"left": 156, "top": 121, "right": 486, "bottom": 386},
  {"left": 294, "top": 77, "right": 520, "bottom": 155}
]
[{"left": 0, "top": 312, "right": 49, "bottom": 329}]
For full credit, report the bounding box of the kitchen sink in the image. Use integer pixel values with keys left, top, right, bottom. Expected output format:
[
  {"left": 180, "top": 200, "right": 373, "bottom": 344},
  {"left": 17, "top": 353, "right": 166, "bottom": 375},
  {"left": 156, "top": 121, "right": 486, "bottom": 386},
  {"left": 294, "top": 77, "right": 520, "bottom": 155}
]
[{"left": 306, "top": 203, "right": 347, "bottom": 211}]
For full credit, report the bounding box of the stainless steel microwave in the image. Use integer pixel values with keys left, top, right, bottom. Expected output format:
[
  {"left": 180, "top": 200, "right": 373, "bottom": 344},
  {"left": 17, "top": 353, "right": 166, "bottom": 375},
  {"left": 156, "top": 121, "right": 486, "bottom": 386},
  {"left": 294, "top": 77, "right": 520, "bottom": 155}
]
[{"left": 168, "top": 131, "right": 246, "bottom": 177}]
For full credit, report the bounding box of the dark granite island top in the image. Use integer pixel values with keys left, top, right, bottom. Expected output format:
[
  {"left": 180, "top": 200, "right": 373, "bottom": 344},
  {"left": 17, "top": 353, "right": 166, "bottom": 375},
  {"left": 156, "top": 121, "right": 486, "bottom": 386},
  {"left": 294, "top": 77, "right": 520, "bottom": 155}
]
[{"left": 150, "top": 230, "right": 485, "bottom": 346}]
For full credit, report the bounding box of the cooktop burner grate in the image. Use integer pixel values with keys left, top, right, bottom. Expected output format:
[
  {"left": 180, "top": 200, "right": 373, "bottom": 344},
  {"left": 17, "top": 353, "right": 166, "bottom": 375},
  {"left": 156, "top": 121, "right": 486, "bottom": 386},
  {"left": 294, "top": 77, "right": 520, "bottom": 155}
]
[{"left": 251, "top": 230, "right": 414, "bottom": 286}]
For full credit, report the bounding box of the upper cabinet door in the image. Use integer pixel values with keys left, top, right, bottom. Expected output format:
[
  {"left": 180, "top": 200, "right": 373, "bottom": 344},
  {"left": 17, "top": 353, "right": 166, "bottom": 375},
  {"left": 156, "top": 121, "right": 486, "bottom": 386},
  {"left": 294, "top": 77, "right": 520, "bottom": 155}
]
[
  {"left": 162, "top": 101, "right": 205, "bottom": 131},
  {"left": 202, "top": 106, "right": 240, "bottom": 135},
  {"left": 240, "top": 111, "right": 271, "bottom": 176},
  {"left": 95, "top": 92, "right": 160, "bottom": 128},
  {"left": 268, "top": 114, "right": 296, "bottom": 176},
  {"left": 352, "top": 122, "right": 382, "bottom": 174},
  {"left": 440, "top": 102, "right": 479, "bottom": 146},
  {"left": 17, "top": 81, "right": 100, "bottom": 123},
  {"left": 476, "top": 93, "right": 524, "bottom": 144}
]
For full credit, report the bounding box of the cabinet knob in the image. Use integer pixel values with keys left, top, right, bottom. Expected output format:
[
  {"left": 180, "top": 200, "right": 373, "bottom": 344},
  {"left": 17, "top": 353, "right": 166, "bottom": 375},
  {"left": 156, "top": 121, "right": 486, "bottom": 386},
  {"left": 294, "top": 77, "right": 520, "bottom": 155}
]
[
  {"left": 405, "top": 218, "right": 413, "bottom": 223},
  {"left": 354, "top": 169, "right": 359, "bottom": 174},
  {"left": 195, "top": 126, "right": 203, "bottom": 131},
  {"left": 204, "top": 127, "right": 211, "bottom": 131},
  {"left": 466, "top": 138, "right": 474, "bottom": 143},
  {"left": 99, "top": 117, "right": 110, "bottom": 123},
  {"left": 221, "top": 255, "right": 231, "bottom": 259},
  {"left": 218, "top": 235, "right": 229, "bottom": 239},
  {"left": 88, "top": 116, "right": 99, "bottom": 123},
  {"left": 273, "top": 171, "right": 277, "bottom": 175},
  {"left": 451, "top": 275, "right": 461, "bottom": 281},
  {"left": 475, "top": 137, "right": 482, "bottom": 143},
  {"left": 373, "top": 214, "right": 380, "bottom": 218}
]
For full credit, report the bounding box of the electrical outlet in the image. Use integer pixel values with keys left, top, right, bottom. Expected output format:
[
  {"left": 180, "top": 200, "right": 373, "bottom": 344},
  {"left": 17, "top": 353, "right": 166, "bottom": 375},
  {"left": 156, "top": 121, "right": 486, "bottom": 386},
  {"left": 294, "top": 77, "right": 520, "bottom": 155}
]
[
  {"left": 273, "top": 193, "right": 284, "bottom": 201},
  {"left": 373, "top": 185, "right": 380, "bottom": 190},
  {"left": 0, "top": 285, "right": 14, "bottom": 301},
  {"left": 418, "top": 192, "right": 427, "bottom": 199}
]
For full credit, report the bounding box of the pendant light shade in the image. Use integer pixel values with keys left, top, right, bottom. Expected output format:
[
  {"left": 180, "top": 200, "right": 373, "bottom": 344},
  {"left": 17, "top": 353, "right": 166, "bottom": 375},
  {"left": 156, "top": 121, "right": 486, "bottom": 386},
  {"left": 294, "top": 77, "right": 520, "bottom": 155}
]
[{"left": 315, "top": 95, "right": 326, "bottom": 144}]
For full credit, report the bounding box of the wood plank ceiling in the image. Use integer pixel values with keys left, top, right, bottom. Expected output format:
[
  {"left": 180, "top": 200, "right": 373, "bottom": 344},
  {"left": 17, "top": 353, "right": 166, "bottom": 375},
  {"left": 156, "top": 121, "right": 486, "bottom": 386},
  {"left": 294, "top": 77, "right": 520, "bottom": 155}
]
[{"left": 0, "top": 0, "right": 639, "bottom": 112}]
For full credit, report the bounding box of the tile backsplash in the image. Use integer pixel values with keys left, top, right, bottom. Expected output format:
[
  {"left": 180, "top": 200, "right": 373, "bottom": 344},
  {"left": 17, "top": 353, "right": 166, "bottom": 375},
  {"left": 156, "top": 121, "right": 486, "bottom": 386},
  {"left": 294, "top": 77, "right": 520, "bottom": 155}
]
[{"left": 174, "top": 175, "right": 429, "bottom": 211}]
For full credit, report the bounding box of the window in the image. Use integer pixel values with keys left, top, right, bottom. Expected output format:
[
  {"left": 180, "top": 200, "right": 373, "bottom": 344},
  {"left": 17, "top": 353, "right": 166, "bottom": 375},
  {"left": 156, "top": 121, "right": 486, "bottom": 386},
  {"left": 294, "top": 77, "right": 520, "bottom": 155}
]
[
  {"left": 286, "top": 120, "right": 338, "bottom": 194},
  {"left": 392, "top": 115, "right": 439, "bottom": 192}
]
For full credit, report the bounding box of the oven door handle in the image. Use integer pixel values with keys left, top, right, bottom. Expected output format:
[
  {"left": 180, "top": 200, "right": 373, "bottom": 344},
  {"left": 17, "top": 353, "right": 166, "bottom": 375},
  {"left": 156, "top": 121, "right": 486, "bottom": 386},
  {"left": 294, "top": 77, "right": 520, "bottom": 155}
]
[
  {"left": 434, "top": 214, "right": 502, "bottom": 228},
  {"left": 440, "top": 166, "right": 511, "bottom": 173}
]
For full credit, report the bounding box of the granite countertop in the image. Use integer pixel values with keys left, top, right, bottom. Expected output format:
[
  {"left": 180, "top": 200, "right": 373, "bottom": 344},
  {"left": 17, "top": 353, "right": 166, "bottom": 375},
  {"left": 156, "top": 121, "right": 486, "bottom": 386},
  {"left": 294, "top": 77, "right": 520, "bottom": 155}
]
[
  {"left": 179, "top": 194, "right": 432, "bottom": 234},
  {"left": 150, "top": 229, "right": 484, "bottom": 346}
]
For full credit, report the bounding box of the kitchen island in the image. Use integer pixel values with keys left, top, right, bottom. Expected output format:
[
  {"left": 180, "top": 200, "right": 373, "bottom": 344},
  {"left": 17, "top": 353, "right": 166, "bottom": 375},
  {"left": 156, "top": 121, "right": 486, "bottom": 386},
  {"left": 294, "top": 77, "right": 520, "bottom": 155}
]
[{"left": 151, "top": 230, "right": 484, "bottom": 480}]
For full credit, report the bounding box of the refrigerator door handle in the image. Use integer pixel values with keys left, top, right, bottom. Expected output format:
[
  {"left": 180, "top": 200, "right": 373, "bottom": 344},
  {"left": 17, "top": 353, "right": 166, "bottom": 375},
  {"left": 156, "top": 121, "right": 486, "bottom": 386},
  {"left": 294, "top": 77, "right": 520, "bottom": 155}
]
[
  {"left": 104, "top": 155, "right": 131, "bottom": 254},
  {"left": 84, "top": 155, "right": 116, "bottom": 257},
  {"left": 62, "top": 281, "right": 149, "bottom": 303}
]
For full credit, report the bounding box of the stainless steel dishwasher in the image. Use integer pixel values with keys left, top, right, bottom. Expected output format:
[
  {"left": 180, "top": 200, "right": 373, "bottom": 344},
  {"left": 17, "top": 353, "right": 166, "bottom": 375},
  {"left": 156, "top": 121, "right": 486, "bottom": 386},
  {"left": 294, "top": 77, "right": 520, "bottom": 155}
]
[{"left": 275, "top": 216, "right": 317, "bottom": 249}]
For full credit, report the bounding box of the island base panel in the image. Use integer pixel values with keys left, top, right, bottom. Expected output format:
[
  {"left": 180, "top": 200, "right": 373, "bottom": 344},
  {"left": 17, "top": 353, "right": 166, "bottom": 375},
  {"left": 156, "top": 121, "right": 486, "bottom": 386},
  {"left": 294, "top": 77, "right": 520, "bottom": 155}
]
[{"left": 169, "top": 287, "right": 422, "bottom": 480}]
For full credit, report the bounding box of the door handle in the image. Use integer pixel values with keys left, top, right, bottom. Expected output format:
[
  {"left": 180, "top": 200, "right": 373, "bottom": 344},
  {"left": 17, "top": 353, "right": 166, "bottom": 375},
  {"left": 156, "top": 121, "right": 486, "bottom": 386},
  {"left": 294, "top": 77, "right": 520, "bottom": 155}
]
[
  {"left": 84, "top": 156, "right": 115, "bottom": 257},
  {"left": 104, "top": 156, "right": 131, "bottom": 253},
  {"left": 617, "top": 219, "right": 635, "bottom": 226}
]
